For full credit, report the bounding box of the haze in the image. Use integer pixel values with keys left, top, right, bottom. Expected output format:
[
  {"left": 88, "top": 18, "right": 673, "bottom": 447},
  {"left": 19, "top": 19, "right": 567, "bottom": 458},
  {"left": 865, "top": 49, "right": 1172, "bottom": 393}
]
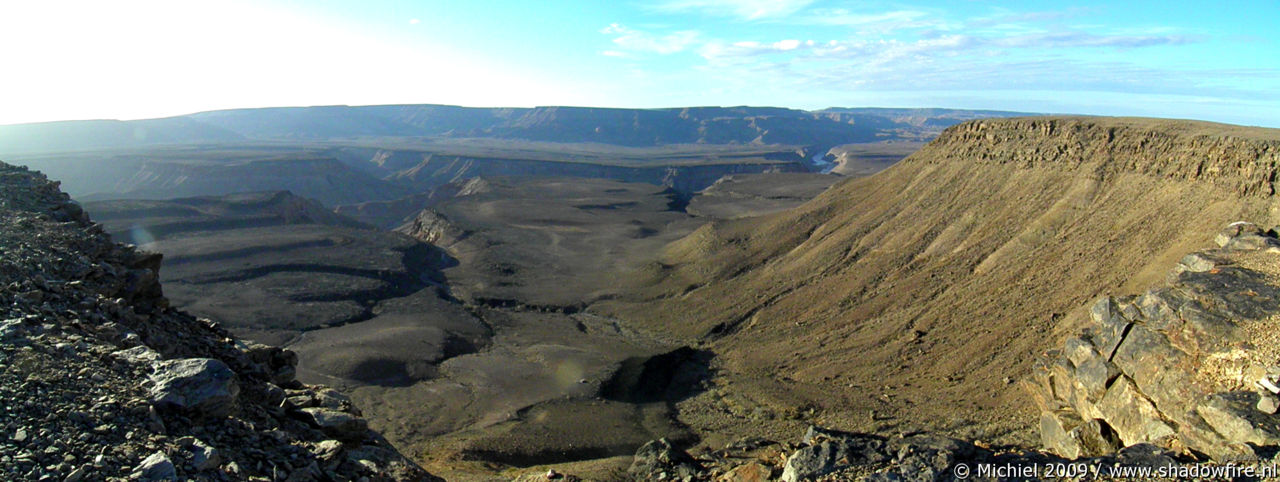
[{"left": 1, "top": 0, "right": 1276, "bottom": 127}]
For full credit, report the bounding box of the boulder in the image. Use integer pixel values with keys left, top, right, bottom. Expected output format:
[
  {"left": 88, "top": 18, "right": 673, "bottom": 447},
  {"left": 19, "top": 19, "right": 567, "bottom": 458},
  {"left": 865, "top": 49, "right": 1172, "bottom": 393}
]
[
  {"left": 1196, "top": 391, "right": 1280, "bottom": 446},
  {"left": 629, "top": 438, "right": 700, "bottom": 481},
  {"left": 1040, "top": 410, "right": 1122, "bottom": 459},
  {"left": 781, "top": 442, "right": 845, "bottom": 482},
  {"left": 298, "top": 407, "right": 367, "bottom": 441},
  {"left": 149, "top": 358, "right": 239, "bottom": 418},
  {"left": 132, "top": 451, "right": 177, "bottom": 481}
]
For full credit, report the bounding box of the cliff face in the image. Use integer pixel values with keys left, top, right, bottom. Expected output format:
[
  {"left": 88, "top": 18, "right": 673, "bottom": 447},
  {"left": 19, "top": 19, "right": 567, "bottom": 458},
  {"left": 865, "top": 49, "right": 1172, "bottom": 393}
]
[
  {"left": 594, "top": 116, "right": 1280, "bottom": 443},
  {"left": 96, "top": 158, "right": 413, "bottom": 206},
  {"left": 0, "top": 162, "right": 435, "bottom": 480},
  {"left": 387, "top": 153, "right": 806, "bottom": 193},
  {"left": 933, "top": 117, "right": 1280, "bottom": 197}
]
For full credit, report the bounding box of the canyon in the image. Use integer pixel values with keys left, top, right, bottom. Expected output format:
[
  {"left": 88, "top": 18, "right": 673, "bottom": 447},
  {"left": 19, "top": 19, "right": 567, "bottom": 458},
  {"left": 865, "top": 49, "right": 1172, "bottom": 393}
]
[{"left": 4, "top": 107, "right": 1280, "bottom": 480}]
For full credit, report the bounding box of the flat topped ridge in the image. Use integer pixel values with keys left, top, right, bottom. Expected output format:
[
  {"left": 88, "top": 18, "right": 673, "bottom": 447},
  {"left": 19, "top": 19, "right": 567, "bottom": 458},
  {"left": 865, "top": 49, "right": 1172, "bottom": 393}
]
[
  {"left": 909, "top": 115, "right": 1280, "bottom": 197},
  {"left": 954, "top": 115, "right": 1280, "bottom": 142}
]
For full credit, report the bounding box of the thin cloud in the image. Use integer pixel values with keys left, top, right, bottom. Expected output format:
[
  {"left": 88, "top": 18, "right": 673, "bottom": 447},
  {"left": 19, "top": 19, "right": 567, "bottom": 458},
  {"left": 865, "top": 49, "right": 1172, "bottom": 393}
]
[
  {"left": 994, "top": 32, "right": 1200, "bottom": 48},
  {"left": 649, "top": 0, "right": 817, "bottom": 20},
  {"left": 601, "top": 23, "right": 699, "bottom": 54},
  {"left": 801, "top": 8, "right": 940, "bottom": 32}
]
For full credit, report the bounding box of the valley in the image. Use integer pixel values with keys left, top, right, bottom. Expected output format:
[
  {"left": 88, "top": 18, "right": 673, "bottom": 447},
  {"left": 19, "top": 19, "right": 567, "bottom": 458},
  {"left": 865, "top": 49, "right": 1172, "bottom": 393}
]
[{"left": 9, "top": 105, "right": 1280, "bottom": 480}]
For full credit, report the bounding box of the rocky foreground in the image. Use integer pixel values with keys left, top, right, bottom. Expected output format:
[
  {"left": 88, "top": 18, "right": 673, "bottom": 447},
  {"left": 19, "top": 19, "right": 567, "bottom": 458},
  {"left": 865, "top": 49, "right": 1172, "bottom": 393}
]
[{"left": 0, "top": 162, "right": 435, "bottom": 480}]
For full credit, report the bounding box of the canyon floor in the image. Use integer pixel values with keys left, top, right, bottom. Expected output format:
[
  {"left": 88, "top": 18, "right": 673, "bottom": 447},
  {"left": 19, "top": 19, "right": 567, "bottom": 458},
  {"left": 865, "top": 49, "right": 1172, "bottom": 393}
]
[{"left": 83, "top": 172, "right": 845, "bottom": 479}]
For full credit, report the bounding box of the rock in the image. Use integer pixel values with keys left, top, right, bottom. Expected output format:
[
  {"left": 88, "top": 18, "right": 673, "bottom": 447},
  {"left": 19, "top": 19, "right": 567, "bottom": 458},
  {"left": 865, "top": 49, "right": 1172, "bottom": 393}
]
[
  {"left": 313, "top": 440, "right": 344, "bottom": 461},
  {"left": 225, "top": 461, "right": 242, "bottom": 477},
  {"left": 1040, "top": 410, "right": 1122, "bottom": 459},
  {"left": 1176, "top": 252, "right": 1227, "bottom": 273},
  {"left": 189, "top": 439, "right": 221, "bottom": 471},
  {"left": 720, "top": 461, "right": 772, "bottom": 482},
  {"left": 63, "top": 465, "right": 87, "bottom": 482},
  {"left": 888, "top": 434, "right": 976, "bottom": 459},
  {"left": 148, "top": 358, "right": 239, "bottom": 418},
  {"left": 858, "top": 434, "right": 977, "bottom": 482},
  {"left": 1259, "top": 392, "right": 1279, "bottom": 414},
  {"left": 629, "top": 438, "right": 700, "bottom": 480},
  {"left": 236, "top": 340, "right": 299, "bottom": 385},
  {"left": 780, "top": 442, "right": 843, "bottom": 482},
  {"left": 1115, "top": 443, "right": 1177, "bottom": 470},
  {"left": 314, "top": 388, "right": 353, "bottom": 410},
  {"left": 1196, "top": 391, "right": 1280, "bottom": 446},
  {"left": 1224, "top": 234, "right": 1280, "bottom": 251},
  {"left": 1096, "top": 376, "right": 1176, "bottom": 445},
  {"left": 112, "top": 346, "right": 161, "bottom": 364},
  {"left": 297, "top": 407, "right": 367, "bottom": 441},
  {"left": 13, "top": 428, "right": 28, "bottom": 443},
  {"left": 263, "top": 383, "right": 287, "bottom": 407},
  {"left": 1215, "top": 221, "right": 1265, "bottom": 247},
  {"left": 132, "top": 451, "right": 176, "bottom": 481},
  {"left": 284, "top": 460, "right": 322, "bottom": 481},
  {"left": 1086, "top": 297, "right": 1130, "bottom": 358}
]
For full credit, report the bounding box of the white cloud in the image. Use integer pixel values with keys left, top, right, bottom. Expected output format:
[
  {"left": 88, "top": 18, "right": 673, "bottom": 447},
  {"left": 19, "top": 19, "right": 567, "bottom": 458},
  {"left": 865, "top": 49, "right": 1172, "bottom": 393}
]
[
  {"left": 649, "top": 0, "right": 817, "bottom": 20},
  {"left": 802, "top": 9, "right": 936, "bottom": 30},
  {"left": 601, "top": 23, "right": 699, "bottom": 54}
]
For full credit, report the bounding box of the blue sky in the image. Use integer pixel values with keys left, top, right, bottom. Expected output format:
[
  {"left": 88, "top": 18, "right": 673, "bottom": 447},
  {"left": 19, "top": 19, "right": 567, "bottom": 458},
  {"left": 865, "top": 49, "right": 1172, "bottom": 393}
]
[{"left": 1, "top": 0, "right": 1277, "bottom": 126}]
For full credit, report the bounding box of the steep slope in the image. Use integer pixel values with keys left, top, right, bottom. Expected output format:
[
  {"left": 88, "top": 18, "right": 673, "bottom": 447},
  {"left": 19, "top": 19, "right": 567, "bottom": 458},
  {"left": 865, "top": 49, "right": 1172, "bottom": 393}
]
[
  {"left": 686, "top": 173, "right": 841, "bottom": 219},
  {"left": 595, "top": 116, "right": 1280, "bottom": 444},
  {"left": 0, "top": 162, "right": 434, "bottom": 480}
]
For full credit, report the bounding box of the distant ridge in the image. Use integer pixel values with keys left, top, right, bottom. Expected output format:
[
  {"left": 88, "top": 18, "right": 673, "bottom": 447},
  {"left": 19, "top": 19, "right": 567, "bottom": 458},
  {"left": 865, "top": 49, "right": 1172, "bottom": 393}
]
[{"left": 0, "top": 104, "right": 1036, "bottom": 155}]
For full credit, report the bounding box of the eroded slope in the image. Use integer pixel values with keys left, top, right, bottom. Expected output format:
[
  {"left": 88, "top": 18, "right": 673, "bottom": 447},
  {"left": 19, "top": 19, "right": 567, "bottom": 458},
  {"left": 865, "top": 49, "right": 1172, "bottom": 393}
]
[{"left": 596, "top": 116, "right": 1280, "bottom": 446}]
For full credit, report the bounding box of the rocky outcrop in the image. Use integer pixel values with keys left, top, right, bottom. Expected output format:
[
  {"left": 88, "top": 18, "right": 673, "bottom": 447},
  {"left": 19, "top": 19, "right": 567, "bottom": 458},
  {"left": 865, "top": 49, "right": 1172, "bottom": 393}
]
[
  {"left": 335, "top": 177, "right": 492, "bottom": 229},
  {"left": 1030, "top": 221, "right": 1280, "bottom": 461},
  {"left": 930, "top": 117, "right": 1280, "bottom": 197},
  {"left": 148, "top": 358, "right": 240, "bottom": 418},
  {"left": 396, "top": 209, "right": 467, "bottom": 246},
  {"left": 0, "top": 162, "right": 436, "bottom": 480}
]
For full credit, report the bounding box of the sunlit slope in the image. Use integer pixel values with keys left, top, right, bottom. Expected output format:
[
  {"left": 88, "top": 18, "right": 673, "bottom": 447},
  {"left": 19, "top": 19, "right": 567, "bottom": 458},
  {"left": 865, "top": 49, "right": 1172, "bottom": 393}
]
[{"left": 596, "top": 116, "right": 1280, "bottom": 436}]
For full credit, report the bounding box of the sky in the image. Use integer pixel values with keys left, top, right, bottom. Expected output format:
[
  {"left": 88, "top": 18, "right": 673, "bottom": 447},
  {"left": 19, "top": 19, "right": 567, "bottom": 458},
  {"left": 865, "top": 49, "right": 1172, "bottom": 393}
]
[{"left": 0, "top": 0, "right": 1277, "bottom": 127}]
